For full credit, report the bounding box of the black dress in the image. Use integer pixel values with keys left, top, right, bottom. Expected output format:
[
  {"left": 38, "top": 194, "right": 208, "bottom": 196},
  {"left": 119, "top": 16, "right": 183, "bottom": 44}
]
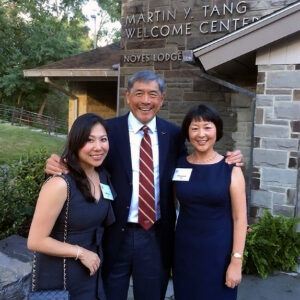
[
  {"left": 33, "top": 168, "right": 115, "bottom": 300},
  {"left": 173, "top": 157, "right": 237, "bottom": 300}
]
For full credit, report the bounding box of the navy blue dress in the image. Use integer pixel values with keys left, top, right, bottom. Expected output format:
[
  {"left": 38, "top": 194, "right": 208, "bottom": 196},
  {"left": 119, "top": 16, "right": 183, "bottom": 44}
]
[
  {"left": 173, "top": 157, "right": 237, "bottom": 300},
  {"left": 33, "top": 168, "right": 115, "bottom": 300}
]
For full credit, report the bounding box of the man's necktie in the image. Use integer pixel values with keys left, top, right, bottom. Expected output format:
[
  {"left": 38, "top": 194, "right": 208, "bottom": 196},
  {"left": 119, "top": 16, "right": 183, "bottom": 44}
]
[{"left": 138, "top": 125, "right": 156, "bottom": 230}]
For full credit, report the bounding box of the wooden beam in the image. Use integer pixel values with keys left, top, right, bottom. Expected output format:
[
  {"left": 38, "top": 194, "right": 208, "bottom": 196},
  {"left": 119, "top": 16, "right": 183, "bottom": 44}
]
[
  {"left": 200, "top": 72, "right": 256, "bottom": 98},
  {"left": 44, "top": 77, "right": 78, "bottom": 100}
]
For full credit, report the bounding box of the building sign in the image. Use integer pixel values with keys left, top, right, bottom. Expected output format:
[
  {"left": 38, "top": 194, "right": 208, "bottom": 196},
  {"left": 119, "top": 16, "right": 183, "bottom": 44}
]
[
  {"left": 122, "top": 1, "right": 260, "bottom": 64},
  {"left": 123, "top": 1, "right": 259, "bottom": 39},
  {"left": 123, "top": 51, "right": 183, "bottom": 63}
]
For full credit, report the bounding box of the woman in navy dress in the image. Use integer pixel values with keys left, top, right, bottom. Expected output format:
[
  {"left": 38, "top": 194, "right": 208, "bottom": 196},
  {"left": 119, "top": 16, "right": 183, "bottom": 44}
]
[
  {"left": 173, "top": 105, "right": 247, "bottom": 300},
  {"left": 28, "top": 113, "right": 115, "bottom": 300}
]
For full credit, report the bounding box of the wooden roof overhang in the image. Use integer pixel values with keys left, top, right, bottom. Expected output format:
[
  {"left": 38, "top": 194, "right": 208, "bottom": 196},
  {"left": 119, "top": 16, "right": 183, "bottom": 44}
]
[
  {"left": 23, "top": 43, "right": 121, "bottom": 81},
  {"left": 193, "top": 2, "right": 300, "bottom": 76},
  {"left": 23, "top": 69, "right": 118, "bottom": 81}
]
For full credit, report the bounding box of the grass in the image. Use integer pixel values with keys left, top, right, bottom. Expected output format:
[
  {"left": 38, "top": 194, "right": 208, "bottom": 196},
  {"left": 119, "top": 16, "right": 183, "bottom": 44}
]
[{"left": 0, "top": 122, "right": 66, "bottom": 165}]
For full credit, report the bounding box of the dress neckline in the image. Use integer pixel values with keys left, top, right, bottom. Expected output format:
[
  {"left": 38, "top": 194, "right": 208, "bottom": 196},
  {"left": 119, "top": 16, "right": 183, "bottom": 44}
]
[{"left": 185, "top": 156, "right": 225, "bottom": 166}]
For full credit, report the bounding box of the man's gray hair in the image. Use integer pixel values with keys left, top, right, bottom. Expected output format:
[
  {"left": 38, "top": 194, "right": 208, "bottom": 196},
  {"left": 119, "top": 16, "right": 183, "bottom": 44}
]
[{"left": 127, "top": 70, "right": 166, "bottom": 94}]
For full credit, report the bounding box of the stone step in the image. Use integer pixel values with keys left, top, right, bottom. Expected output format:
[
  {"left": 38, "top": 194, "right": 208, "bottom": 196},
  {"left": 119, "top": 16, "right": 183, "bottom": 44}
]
[{"left": 0, "top": 235, "right": 32, "bottom": 300}]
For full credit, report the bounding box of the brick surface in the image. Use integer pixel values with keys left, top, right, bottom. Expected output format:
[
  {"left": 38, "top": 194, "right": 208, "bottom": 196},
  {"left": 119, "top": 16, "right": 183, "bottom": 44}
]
[
  {"left": 267, "top": 71, "right": 300, "bottom": 88},
  {"left": 261, "top": 138, "right": 298, "bottom": 151},
  {"left": 251, "top": 190, "right": 273, "bottom": 208},
  {"left": 262, "top": 168, "right": 298, "bottom": 187},
  {"left": 275, "top": 102, "right": 300, "bottom": 119},
  {"left": 253, "top": 148, "right": 288, "bottom": 168},
  {"left": 254, "top": 124, "right": 289, "bottom": 138}
]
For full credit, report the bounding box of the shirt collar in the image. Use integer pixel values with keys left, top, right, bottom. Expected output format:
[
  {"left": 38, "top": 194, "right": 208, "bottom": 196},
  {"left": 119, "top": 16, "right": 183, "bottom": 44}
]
[{"left": 128, "top": 112, "right": 157, "bottom": 134}]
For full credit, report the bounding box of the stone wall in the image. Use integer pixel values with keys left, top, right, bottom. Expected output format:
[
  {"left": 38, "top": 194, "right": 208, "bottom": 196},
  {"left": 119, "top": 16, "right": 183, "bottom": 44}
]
[
  {"left": 119, "top": 0, "right": 300, "bottom": 216},
  {"left": 251, "top": 64, "right": 300, "bottom": 218},
  {"left": 119, "top": 0, "right": 297, "bottom": 157}
]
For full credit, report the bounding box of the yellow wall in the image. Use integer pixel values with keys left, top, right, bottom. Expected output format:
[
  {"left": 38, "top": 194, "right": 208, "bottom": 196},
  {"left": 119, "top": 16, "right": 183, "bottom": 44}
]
[
  {"left": 68, "top": 82, "right": 117, "bottom": 130},
  {"left": 68, "top": 84, "right": 88, "bottom": 130},
  {"left": 87, "top": 97, "right": 115, "bottom": 119}
]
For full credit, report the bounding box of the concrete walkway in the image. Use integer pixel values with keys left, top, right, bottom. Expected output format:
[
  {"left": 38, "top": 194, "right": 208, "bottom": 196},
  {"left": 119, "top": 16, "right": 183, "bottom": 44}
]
[
  {"left": 127, "top": 272, "right": 300, "bottom": 300},
  {"left": 238, "top": 272, "right": 300, "bottom": 300},
  {"left": 1, "top": 236, "right": 299, "bottom": 299}
]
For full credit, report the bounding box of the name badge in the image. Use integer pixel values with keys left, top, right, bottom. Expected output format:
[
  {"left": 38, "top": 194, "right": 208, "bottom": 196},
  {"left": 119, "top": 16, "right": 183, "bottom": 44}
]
[
  {"left": 100, "top": 183, "right": 114, "bottom": 200},
  {"left": 172, "top": 168, "right": 192, "bottom": 181}
]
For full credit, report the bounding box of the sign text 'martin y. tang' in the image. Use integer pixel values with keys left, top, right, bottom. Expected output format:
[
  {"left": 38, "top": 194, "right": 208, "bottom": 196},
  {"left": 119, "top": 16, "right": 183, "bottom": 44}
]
[{"left": 123, "top": 1, "right": 259, "bottom": 39}]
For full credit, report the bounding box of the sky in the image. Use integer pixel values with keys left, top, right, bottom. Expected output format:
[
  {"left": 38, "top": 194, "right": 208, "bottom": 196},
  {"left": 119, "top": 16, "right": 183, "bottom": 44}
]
[{"left": 82, "top": 0, "right": 121, "bottom": 46}]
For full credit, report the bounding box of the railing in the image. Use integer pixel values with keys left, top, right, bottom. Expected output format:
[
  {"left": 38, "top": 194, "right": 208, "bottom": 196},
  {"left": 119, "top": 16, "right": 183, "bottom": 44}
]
[{"left": 0, "top": 104, "right": 67, "bottom": 134}]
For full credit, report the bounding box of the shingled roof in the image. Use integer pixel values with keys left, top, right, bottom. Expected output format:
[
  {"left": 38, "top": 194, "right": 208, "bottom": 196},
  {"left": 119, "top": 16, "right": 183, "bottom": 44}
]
[{"left": 24, "top": 42, "right": 121, "bottom": 77}]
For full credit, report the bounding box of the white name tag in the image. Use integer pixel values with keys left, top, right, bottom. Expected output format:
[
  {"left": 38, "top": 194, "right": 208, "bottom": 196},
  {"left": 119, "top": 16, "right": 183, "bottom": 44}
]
[
  {"left": 100, "top": 183, "right": 114, "bottom": 200},
  {"left": 172, "top": 168, "right": 192, "bottom": 181}
]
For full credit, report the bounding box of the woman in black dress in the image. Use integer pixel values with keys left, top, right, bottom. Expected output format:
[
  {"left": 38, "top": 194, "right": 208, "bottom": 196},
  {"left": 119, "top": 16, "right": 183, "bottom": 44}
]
[
  {"left": 28, "top": 113, "right": 115, "bottom": 300},
  {"left": 173, "top": 105, "right": 248, "bottom": 300}
]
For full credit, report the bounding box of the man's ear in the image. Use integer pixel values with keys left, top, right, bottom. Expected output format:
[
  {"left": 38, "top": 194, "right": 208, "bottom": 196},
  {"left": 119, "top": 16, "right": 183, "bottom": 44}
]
[
  {"left": 160, "top": 93, "right": 165, "bottom": 107},
  {"left": 125, "top": 90, "right": 130, "bottom": 105}
]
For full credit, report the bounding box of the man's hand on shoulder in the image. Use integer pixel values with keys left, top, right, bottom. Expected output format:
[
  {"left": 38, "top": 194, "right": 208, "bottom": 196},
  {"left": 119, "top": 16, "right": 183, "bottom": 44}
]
[
  {"left": 45, "top": 154, "right": 67, "bottom": 175},
  {"left": 225, "top": 150, "right": 244, "bottom": 167}
]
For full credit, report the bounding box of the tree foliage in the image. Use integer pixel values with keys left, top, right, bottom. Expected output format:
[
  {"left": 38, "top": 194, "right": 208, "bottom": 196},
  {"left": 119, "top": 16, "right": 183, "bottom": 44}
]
[
  {"left": 96, "top": 8, "right": 120, "bottom": 46},
  {"left": 0, "top": 0, "right": 121, "bottom": 118},
  {"left": 97, "top": 0, "right": 121, "bottom": 22},
  {"left": 0, "top": 0, "right": 92, "bottom": 115}
]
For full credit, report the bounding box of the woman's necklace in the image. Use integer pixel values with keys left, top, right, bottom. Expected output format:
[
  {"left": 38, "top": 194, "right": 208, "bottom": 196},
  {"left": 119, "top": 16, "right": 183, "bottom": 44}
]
[{"left": 189, "top": 151, "right": 217, "bottom": 164}]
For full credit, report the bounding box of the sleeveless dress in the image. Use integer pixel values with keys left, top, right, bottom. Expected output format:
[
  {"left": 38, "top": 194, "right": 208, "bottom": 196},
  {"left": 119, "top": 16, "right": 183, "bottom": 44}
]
[
  {"left": 173, "top": 156, "right": 237, "bottom": 300},
  {"left": 33, "top": 168, "right": 115, "bottom": 300}
]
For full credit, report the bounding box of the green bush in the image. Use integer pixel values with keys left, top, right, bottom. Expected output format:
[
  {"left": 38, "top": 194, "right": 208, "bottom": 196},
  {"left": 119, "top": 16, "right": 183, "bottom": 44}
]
[
  {"left": 243, "top": 210, "right": 300, "bottom": 278},
  {"left": 0, "top": 148, "right": 49, "bottom": 239}
]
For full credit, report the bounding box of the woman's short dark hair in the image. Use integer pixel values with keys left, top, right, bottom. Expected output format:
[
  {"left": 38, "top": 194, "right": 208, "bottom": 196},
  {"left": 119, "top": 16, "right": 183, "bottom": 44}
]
[
  {"left": 61, "top": 113, "right": 108, "bottom": 202},
  {"left": 181, "top": 104, "right": 223, "bottom": 142}
]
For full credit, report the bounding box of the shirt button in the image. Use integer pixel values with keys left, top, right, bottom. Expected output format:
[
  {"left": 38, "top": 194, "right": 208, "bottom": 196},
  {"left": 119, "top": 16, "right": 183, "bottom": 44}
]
[
  {"left": 126, "top": 206, "right": 130, "bottom": 209},
  {"left": 121, "top": 228, "right": 125, "bottom": 232}
]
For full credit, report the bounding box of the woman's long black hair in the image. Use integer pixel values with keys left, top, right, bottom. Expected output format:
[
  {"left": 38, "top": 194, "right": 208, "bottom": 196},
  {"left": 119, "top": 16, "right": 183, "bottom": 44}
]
[{"left": 61, "top": 113, "right": 108, "bottom": 202}]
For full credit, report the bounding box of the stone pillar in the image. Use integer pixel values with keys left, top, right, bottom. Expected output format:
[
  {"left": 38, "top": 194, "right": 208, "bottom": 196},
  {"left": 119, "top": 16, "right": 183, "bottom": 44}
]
[{"left": 251, "top": 64, "right": 300, "bottom": 218}]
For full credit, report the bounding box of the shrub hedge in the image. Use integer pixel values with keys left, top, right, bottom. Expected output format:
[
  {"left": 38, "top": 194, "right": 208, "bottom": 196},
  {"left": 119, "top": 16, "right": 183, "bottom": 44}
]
[{"left": 0, "top": 148, "right": 48, "bottom": 239}]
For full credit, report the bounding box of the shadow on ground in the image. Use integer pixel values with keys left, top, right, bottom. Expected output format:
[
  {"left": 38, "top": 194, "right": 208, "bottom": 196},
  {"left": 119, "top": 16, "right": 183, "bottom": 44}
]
[{"left": 127, "top": 272, "right": 300, "bottom": 300}]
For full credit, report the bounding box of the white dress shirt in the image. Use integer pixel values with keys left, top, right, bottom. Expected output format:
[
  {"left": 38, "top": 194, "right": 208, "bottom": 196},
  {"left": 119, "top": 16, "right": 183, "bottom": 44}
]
[{"left": 127, "top": 112, "right": 161, "bottom": 223}]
